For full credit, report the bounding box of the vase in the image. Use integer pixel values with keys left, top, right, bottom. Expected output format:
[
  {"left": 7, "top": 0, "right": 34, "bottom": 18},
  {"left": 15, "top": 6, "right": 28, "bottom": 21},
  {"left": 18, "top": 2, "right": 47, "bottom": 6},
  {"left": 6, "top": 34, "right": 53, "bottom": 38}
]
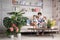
[
  {"left": 17, "top": 33, "right": 21, "bottom": 40},
  {"left": 10, "top": 35, "right": 14, "bottom": 40}
]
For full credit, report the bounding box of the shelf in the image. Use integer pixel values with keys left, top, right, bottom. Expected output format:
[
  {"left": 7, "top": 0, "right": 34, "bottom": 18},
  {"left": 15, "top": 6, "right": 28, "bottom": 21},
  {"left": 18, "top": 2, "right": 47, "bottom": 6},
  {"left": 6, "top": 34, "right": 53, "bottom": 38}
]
[{"left": 13, "top": 4, "right": 43, "bottom": 8}]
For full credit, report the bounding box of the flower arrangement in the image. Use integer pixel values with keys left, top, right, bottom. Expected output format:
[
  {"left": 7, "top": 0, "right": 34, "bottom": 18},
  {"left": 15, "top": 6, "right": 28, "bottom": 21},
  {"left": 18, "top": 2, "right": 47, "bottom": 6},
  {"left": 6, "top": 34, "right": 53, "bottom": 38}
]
[
  {"left": 3, "top": 11, "right": 28, "bottom": 36},
  {"left": 9, "top": 23, "right": 19, "bottom": 33},
  {"left": 47, "top": 19, "right": 56, "bottom": 28},
  {"left": 3, "top": 17, "right": 19, "bottom": 35},
  {"left": 51, "top": 20, "right": 56, "bottom": 26}
]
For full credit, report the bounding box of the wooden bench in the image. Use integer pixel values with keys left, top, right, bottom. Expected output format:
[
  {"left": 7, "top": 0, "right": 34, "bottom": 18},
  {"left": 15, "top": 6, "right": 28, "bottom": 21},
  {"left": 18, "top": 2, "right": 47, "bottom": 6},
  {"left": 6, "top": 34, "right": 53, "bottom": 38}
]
[{"left": 28, "top": 28, "right": 59, "bottom": 38}]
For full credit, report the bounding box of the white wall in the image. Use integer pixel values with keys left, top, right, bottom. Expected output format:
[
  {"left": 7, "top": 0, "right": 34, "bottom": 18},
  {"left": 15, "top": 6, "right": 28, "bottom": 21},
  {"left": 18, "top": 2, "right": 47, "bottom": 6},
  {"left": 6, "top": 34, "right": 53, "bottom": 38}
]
[
  {"left": 42, "top": 0, "right": 52, "bottom": 19},
  {"left": 0, "top": 0, "right": 2, "bottom": 28},
  {"left": 52, "top": 0, "right": 60, "bottom": 31},
  {"left": 0, "top": 0, "right": 13, "bottom": 30}
]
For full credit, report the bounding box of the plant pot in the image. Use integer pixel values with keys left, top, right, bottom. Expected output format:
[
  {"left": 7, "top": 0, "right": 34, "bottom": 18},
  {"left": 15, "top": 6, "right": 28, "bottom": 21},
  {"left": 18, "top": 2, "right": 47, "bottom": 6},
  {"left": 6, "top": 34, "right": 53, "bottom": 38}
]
[
  {"left": 17, "top": 33, "right": 21, "bottom": 40},
  {"left": 10, "top": 35, "right": 14, "bottom": 40},
  {"left": 10, "top": 35, "right": 14, "bottom": 39}
]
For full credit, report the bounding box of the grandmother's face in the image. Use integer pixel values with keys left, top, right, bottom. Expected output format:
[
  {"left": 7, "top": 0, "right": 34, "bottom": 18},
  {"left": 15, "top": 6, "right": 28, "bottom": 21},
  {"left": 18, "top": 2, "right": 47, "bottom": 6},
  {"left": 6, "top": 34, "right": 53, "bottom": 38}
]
[{"left": 38, "top": 14, "right": 41, "bottom": 17}]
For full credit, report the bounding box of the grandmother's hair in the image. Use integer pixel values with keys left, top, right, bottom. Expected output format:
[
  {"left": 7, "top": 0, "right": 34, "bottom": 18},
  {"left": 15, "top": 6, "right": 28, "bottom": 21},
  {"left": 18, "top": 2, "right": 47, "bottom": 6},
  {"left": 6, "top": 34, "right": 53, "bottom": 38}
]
[{"left": 38, "top": 12, "right": 42, "bottom": 15}]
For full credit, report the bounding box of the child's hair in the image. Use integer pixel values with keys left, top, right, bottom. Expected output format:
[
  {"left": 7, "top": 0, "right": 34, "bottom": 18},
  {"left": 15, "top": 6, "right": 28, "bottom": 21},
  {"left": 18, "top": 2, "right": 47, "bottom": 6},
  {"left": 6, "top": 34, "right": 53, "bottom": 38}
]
[
  {"left": 43, "top": 16, "right": 46, "bottom": 19},
  {"left": 33, "top": 15, "right": 36, "bottom": 17},
  {"left": 36, "top": 16, "right": 39, "bottom": 18}
]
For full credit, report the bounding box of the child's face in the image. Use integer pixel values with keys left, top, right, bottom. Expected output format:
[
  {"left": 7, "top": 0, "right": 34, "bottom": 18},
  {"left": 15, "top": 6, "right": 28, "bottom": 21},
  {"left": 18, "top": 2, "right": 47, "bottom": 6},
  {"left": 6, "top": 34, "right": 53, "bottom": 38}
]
[
  {"left": 43, "top": 17, "right": 46, "bottom": 20},
  {"left": 36, "top": 17, "right": 39, "bottom": 20},
  {"left": 38, "top": 14, "right": 41, "bottom": 17},
  {"left": 33, "top": 15, "right": 36, "bottom": 19}
]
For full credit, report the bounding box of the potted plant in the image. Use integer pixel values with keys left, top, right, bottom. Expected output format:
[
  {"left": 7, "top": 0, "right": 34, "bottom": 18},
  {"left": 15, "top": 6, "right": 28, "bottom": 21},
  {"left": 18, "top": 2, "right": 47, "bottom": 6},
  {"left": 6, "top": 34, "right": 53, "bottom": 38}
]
[
  {"left": 3, "top": 17, "right": 15, "bottom": 39},
  {"left": 47, "top": 19, "right": 52, "bottom": 28},
  {"left": 3, "top": 11, "right": 28, "bottom": 39}
]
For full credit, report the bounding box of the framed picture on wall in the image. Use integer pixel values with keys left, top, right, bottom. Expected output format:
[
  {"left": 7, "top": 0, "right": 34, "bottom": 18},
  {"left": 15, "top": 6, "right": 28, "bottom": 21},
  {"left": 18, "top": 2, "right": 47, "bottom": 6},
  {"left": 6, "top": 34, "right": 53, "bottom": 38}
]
[{"left": 12, "top": 0, "right": 43, "bottom": 8}]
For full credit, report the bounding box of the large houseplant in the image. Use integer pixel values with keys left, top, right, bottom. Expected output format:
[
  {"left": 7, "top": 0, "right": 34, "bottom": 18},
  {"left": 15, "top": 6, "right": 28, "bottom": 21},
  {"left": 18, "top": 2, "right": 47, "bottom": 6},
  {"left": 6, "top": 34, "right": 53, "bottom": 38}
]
[{"left": 3, "top": 11, "right": 28, "bottom": 37}]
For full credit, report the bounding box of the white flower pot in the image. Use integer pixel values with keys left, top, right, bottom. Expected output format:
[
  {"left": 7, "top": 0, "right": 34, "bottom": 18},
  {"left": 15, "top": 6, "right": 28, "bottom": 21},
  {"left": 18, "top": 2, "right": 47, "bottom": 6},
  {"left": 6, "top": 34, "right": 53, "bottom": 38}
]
[
  {"left": 17, "top": 33, "right": 21, "bottom": 40},
  {"left": 10, "top": 35, "right": 14, "bottom": 38},
  {"left": 10, "top": 35, "right": 14, "bottom": 40}
]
